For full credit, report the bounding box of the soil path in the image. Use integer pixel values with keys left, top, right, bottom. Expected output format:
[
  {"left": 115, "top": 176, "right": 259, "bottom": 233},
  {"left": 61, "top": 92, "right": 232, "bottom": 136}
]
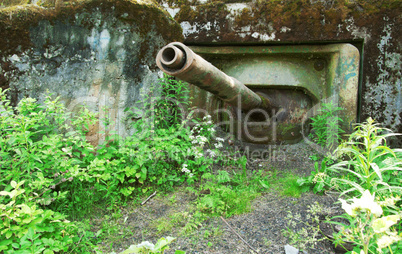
[{"left": 93, "top": 141, "right": 344, "bottom": 254}]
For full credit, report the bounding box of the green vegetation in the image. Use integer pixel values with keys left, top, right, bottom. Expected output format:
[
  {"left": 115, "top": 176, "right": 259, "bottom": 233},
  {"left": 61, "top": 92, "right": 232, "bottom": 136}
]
[
  {"left": 308, "top": 101, "right": 345, "bottom": 152},
  {"left": 1, "top": 76, "right": 401, "bottom": 254},
  {"left": 0, "top": 75, "right": 219, "bottom": 252},
  {"left": 194, "top": 169, "right": 269, "bottom": 217},
  {"left": 283, "top": 202, "right": 330, "bottom": 251},
  {"left": 0, "top": 76, "right": 266, "bottom": 253},
  {"left": 295, "top": 117, "right": 402, "bottom": 254},
  {"left": 276, "top": 172, "right": 305, "bottom": 198},
  {"left": 148, "top": 168, "right": 272, "bottom": 238}
]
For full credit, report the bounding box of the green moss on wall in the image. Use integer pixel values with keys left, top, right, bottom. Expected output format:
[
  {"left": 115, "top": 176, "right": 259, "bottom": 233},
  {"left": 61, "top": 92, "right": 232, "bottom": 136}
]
[
  {"left": 1, "top": 0, "right": 30, "bottom": 7},
  {"left": 228, "top": 0, "right": 400, "bottom": 40},
  {"left": 0, "top": 0, "right": 183, "bottom": 55}
]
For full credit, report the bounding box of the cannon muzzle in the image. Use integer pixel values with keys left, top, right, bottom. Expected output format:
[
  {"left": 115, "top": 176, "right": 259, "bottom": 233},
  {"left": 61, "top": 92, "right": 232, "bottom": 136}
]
[{"left": 156, "top": 42, "right": 270, "bottom": 111}]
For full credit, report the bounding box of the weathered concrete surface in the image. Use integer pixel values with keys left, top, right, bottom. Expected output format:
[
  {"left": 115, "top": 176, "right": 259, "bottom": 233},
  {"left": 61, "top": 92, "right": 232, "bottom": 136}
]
[
  {"left": 159, "top": 0, "right": 402, "bottom": 146},
  {"left": 188, "top": 44, "right": 359, "bottom": 144},
  {"left": 0, "top": 0, "right": 183, "bottom": 145}
]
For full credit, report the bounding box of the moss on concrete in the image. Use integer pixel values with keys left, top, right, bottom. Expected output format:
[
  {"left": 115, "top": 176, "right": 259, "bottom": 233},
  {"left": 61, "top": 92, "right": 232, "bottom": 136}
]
[
  {"left": 240, "top": 0, "right": 402, "bottom": 40},
  {"left": 0, "top": 0, "right": 183, "bottom": 55},
  {"left": 0, "top": 0, "right": 183, "bottom": 102},
  {"left": 1, "top": 0, "right": 30, "bottom": 7}
]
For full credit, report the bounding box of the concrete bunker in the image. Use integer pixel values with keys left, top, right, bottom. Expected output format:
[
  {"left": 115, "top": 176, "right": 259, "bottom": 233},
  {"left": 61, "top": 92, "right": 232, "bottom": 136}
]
[{"left": 156, "top": 42, "right": 360, "bottom": 144}]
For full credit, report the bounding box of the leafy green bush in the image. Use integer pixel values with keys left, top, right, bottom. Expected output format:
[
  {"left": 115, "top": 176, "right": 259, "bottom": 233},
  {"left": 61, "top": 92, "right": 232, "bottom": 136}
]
[
  {"left": 0, "top": 88, "right": 97, "bottom": 213},
  {"left": 0, "top": 73, "right": 245, "bottom": 253},
  {"left": 309, "top": 101, "right": 345, "bottom": 151},
  {"left": 0, "top": 181, "right": 75, "bottom": 253},
  {"left": 0, "top": 89, "right": 104, "bottom": 252},
  {"left": 79, "top": 76, "right": 222, "bottom": 208},
  {"left": 0, "top": 74, "right": 223, "bottom": 212}
]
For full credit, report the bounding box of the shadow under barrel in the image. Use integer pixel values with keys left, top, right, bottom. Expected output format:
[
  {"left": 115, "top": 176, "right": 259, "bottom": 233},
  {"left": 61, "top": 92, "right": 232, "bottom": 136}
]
[{"left": 156, "top": 42, "right": 276, "bottom": 112}]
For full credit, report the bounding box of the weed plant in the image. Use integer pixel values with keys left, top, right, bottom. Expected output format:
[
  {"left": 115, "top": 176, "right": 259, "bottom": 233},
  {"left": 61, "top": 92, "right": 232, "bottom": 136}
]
[
  {"left": 297, "top": 118, "right": 402, "bottom": 253},
  {"left": 283, "top": 202, "right": 330, "bottom": 251},
  {"left": 297, "top": 158, "right": 335, "bottom": 194},
  {"left": 299, "top": 118, "right": 402, "bottom": 198},
  {"left": 331, "top": 190, "right": 401, "bottom": 254},
  {"left": 309, "top": 101, "right": 345, "bottom": 151},
  {"left": 327, "top": 118, "right": 402, "bottom": 197}
]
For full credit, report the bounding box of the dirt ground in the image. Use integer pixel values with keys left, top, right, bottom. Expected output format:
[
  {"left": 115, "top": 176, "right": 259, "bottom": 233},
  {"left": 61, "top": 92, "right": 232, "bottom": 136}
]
[{"left": 91, "top": 141, "right": 345, "bottom": 254}]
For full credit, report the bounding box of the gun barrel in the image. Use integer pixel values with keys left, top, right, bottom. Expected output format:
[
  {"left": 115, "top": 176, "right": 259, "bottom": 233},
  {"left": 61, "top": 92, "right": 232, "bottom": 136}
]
[{"left": 156, "top": 42, "right": 263, "bottom": 111}]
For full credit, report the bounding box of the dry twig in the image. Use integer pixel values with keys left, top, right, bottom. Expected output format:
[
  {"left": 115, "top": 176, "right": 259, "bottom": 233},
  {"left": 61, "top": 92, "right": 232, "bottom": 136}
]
[
  {"left": 220, "top": 216, "right": 259, "bottom": 254},
  {"left": 141, "top": 191, "right": 156, "bottom": 205}
]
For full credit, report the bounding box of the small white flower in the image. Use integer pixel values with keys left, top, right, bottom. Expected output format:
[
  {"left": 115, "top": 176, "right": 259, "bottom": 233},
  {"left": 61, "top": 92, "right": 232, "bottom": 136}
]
[
  {"left": 215, "top": 137, "right": 224, "bottom": 142},
  {"left": 214, "top": 143, "right": 223, "bottom": 149},
  {"left": 312, "top": 172, "right": 327, "bottom": 183},
  {"left": 181, "top": 164, "right": 190, "bottom": 173},
  {"left": 340, "top": 199, "right": 357, "bottom": 217},
  {"left": 340, "top": 190, "right": 383, "bottom": 217},
  {"left": 206, "top": 149, "right": 216, "bottom": 158},
  {"left": 372, "top": 215, "right": 401, "bottom": 234},
  {"left": 136, "top": 241, "right": 155, "bottom": 251},
  {"left": 194, "top": 152, "right": 203, "bottom": 159},
  {"left": 379, "top": 196, "right": 400, "bottom": 207},
  {"left": 203, "top": 115, "right": 211, "bottom": 120},
  {"left": 377, "top": 234, "right": 402, "bottom": 250},
  {"left": 353, "top": 190, "right": 383, "bottom": 217}
]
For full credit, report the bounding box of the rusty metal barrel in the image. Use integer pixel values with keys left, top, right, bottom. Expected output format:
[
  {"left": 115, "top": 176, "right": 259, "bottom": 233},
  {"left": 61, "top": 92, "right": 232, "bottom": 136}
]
[{"left": 156, "top": 42, "right": 267, "bottom": 111}]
